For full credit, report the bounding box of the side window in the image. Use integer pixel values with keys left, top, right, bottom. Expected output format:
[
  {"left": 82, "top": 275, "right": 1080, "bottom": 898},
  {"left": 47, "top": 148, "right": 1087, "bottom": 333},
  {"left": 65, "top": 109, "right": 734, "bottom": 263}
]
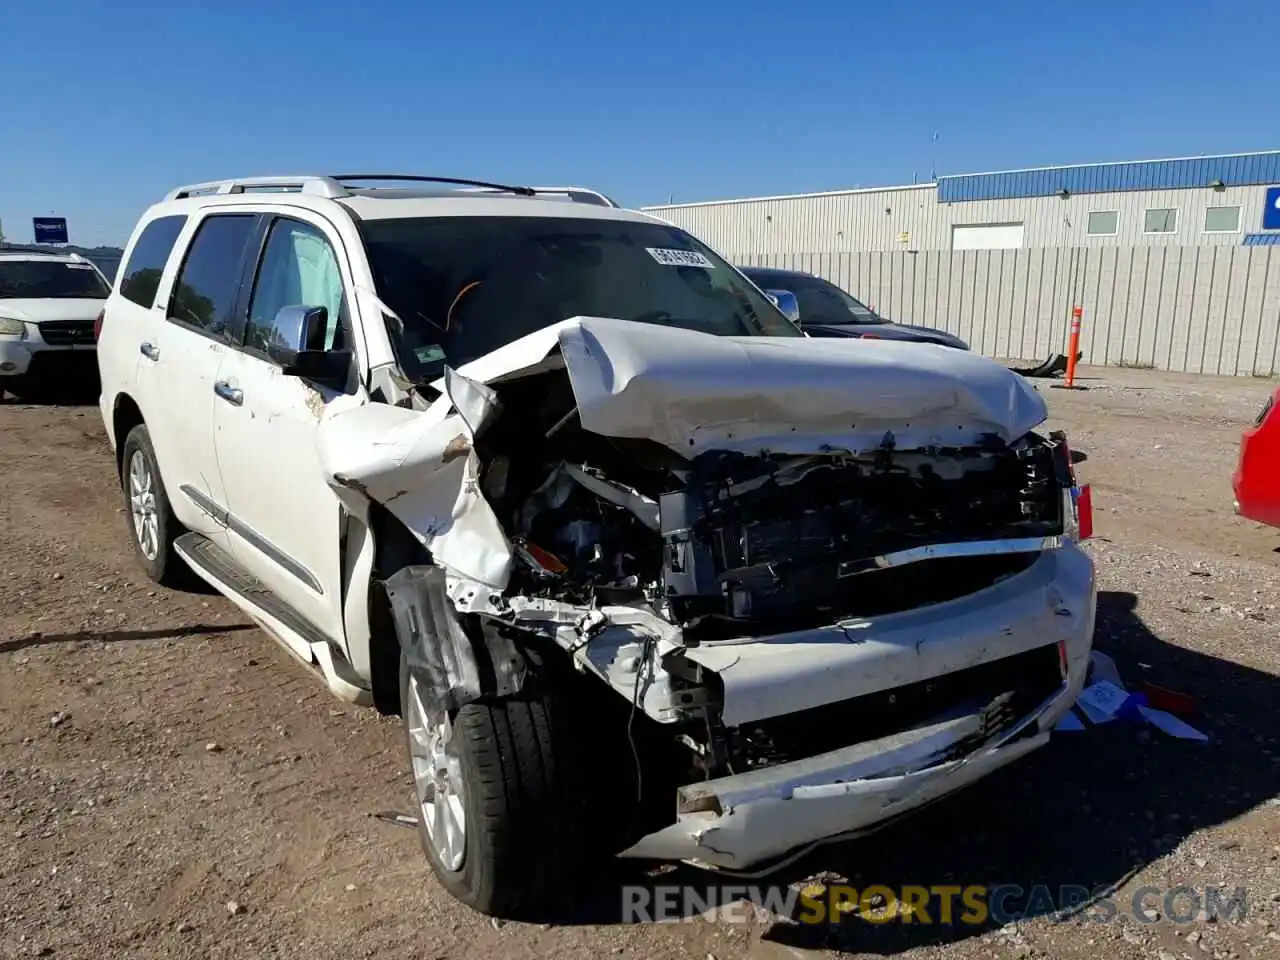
[
  {"left": 167, "top": 215, "right": 257, "bottom": 337},
  {"left": 246, "top": 219, "right": 346, "bottom": 354},
  {"left": 119, "top": 215, "right": 187, "bottom": 308}
]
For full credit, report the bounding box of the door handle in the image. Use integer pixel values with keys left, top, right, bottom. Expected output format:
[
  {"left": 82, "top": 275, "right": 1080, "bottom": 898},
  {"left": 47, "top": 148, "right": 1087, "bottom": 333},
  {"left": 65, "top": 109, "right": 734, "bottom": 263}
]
[
  {"left": 139, "top": 342, "right": 160, "bottom": 361},
  {"left": 214, "top": 381, "right": 244, "bottom": 406}
]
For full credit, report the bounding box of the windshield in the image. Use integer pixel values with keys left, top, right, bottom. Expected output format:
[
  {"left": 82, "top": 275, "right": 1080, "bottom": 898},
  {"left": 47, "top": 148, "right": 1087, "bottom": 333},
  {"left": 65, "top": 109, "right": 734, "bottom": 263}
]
[
  {"left": 360, "top": 216, "right": 800, "bottom": 379},
  {"left": 0, "top": 260, "right": 110, "bottom": 300},
  {"left": 752, "top": 272, "right": 886, "bottom": 326}
]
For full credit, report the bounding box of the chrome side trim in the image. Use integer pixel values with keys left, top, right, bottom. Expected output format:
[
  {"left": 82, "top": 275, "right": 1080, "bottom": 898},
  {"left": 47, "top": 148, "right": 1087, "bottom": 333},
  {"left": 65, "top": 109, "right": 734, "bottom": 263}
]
[
  {"left": 836, "top": 535, "right": 1062, "bottom": 579},
  {"left": 179, "top": 484, "right": 323, "bottom": 594}
]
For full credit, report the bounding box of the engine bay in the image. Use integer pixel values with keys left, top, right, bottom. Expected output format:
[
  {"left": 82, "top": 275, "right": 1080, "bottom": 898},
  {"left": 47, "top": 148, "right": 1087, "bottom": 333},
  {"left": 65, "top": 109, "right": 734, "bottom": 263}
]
[{"left": 476, "top": 368, "right": 1069, "bottom": 636}]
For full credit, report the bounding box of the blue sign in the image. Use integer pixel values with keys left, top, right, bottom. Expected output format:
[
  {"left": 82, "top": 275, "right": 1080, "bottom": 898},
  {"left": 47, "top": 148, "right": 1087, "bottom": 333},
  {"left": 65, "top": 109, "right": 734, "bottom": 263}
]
[
  {"left": 33, "top": 217, "right": 68, "bottom": 244},
  {"left": 1264, "top": 187, "right": 1280, "bottom": 231}
]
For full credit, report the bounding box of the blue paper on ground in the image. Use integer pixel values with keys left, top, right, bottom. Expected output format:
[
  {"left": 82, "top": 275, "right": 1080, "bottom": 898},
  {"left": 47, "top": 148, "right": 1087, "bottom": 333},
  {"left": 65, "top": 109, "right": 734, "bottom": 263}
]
[
  {"left": 1053, "top": 710, "right": 1086, "bottom": 732},
  {"left": 1137, "top": 705, "right": 1209, "bottom": 741}
]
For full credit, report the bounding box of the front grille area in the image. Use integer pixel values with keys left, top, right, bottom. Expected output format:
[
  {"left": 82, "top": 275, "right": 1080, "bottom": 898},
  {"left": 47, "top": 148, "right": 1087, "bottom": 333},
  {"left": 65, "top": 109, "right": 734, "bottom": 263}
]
[
  {"left": 662, "top": 442, "right": 1065, "bottom": 633},
  {"left": 38, "top": 319, "right": 96, "bottom": 346},
  {"left": 726, "top": 642, "right": 1064, "bottom": 768}
]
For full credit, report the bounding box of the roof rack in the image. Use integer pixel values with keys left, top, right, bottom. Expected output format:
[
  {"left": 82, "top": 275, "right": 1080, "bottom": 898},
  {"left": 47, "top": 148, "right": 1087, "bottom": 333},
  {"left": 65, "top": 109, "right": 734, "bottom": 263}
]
[{"left": 163, "top": 174, "right": 619, "bottom": 207}]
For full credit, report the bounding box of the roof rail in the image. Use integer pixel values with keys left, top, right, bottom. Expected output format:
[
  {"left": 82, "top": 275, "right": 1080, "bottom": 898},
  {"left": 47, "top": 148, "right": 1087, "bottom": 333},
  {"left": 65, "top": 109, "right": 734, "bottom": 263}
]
[
  {"left": 332, "top": 174, "right": 536, "bottom": 196},
  {"left": 163, "top": 174, "right": 620, "bottom": 207},
  {"left": 452, "top": 184, "right": 621, "bottom": 207},
  {"left": 165, "top": 176, "right": 348, "bottom": 201},
  {"left": 529, "top": 186, "right": 621, "bottom": 208}
]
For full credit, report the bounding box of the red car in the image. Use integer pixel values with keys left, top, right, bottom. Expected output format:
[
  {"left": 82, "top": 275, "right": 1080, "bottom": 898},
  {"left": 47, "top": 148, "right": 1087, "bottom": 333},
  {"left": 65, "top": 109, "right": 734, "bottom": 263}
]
[{"left": 1233, "top": 386, "right": 1280, "bottom": 527}]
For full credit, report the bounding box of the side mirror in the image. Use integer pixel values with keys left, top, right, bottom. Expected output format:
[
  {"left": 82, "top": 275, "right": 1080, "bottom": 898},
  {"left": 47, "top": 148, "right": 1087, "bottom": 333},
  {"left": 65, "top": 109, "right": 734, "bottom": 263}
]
[
  {"left": 266, "top": 305, "right": 351, "bottom": 386},
  {"left": 765, "top": 289, "right": 800, "bottom": 324}
]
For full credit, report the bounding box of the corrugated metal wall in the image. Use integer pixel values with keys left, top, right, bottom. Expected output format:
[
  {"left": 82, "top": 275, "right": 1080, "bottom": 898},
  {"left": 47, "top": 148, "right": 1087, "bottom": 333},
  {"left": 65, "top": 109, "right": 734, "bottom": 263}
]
[
  {"left": 738, "top": 246, "right": 1280, "bottom": 376},
  {"left": 645, "top": 184, "right": 1273, "bottom": 254}
]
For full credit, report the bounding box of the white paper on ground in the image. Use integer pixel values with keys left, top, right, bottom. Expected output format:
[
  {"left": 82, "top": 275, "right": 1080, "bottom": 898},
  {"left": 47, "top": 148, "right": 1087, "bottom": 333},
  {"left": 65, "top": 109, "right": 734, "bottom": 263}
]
[
  {"left": 1054, "top": 710, "right": 1086, "bottom": 732},
  {"left": 1075, "top": 680, "right": 1131, "bottom": 724},
  {"left": 1137, "top": 706, "right": 1209, "bottom": 741}
]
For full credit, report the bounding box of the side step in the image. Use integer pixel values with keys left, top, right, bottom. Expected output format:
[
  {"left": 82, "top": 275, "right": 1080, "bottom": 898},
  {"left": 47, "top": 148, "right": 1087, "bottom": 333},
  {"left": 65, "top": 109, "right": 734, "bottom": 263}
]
[{"left": 174, "top": 533, "right": 372, "bottom": 706}]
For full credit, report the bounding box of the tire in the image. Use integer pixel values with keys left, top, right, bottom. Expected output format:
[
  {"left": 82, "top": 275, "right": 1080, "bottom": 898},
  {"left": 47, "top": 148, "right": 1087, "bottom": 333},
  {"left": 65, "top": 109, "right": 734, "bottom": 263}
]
[
  {"left": 399, "top": 652, "right": 588, "bottom": 918},
  {"left": 120, "top": 424, "right": 187, "bottom": 587}
]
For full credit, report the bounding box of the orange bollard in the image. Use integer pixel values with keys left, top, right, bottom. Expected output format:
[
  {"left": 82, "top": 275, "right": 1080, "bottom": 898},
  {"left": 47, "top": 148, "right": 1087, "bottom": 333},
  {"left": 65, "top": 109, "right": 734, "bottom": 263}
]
[{"left": 1051, "top": 307, "right": 1088, "bottom": 390}]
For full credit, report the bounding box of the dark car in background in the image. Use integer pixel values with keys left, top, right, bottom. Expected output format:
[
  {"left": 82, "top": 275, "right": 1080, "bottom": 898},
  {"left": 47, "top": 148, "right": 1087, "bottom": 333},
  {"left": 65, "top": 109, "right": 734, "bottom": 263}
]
[{"left": 738, "top": 265, "right": 968, "bottom": 350}]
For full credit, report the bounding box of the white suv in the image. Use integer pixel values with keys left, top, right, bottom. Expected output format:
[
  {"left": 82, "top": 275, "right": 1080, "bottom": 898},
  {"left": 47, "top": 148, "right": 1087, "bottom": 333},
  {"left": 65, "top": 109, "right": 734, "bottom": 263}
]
[
  {"left": 0, "top": 250, "right": 111, "bottom": 398},
  {"left": 98, "top": 174, "right": 1097, "bottom": 917}
]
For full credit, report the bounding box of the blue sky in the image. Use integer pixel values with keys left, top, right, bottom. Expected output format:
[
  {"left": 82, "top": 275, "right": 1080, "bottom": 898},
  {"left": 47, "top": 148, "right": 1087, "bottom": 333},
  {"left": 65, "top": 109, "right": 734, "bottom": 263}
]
[{"left": 1, "top": 0, "right": 1277, "bottom": 247}]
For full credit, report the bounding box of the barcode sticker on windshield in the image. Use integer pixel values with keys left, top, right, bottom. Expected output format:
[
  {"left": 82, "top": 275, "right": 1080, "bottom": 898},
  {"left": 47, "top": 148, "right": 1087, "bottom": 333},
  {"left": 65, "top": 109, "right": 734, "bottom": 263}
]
[
  {"left": 67, "top": 263, "right": 95, "bottom": 270},
  {"left": 646, "top": 247, "right": 714, "bottom": 268}
]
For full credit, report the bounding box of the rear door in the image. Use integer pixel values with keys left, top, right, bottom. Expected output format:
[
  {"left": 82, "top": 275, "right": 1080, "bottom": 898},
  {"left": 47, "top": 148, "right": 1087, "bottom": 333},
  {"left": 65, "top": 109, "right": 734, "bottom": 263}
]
[
  {"left": 211, "top": 211, "right": 361, "bottom": 647},
  {"left": 131, "top": 212, "right": 260, "bottom": 544}
]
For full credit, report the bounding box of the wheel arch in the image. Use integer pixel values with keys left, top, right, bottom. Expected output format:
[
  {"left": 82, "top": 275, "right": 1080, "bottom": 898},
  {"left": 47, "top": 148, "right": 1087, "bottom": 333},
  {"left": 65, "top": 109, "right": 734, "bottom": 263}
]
[{"left": 111, "top": 393, "right": 146, "bottom": 481}]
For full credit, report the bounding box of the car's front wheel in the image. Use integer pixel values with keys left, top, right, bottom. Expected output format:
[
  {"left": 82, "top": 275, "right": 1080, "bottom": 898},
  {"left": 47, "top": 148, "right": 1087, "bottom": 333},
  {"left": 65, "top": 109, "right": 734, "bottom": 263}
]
[
  {"left": 120, "top": 424, "right": 187, "bottom": 587},
  {"left": 399, "top": 652, "right": 587, "bottom": 918}
]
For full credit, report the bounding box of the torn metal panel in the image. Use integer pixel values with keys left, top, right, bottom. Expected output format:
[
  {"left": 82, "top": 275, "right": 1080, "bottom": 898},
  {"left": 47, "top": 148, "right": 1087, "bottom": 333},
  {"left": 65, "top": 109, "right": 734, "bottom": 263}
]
[
  {"left": 384, "top": 565, "right": 526, "bottom": 713},
  {"left": 561, "top": 464, "right": 659, "bottom": 532},
  {"left": 507, "top": 596, "right": 694, "bottom": 723}
]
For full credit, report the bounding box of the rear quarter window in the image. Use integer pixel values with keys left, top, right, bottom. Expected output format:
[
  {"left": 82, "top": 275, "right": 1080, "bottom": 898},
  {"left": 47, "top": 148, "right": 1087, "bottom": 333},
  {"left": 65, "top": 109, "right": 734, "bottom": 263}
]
[{"left": 118, "top": 215, "right": 188, "bottom": 308}]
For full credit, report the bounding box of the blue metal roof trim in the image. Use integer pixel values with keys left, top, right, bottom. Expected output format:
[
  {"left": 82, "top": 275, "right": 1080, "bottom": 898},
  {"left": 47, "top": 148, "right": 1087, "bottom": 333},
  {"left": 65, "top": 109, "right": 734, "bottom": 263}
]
[
  {"left": 1243, "top": 233, "right": 1280, "bottom": 246},
  {"left": 938, "top": 153, "right": 1280, "bottom": 202}
]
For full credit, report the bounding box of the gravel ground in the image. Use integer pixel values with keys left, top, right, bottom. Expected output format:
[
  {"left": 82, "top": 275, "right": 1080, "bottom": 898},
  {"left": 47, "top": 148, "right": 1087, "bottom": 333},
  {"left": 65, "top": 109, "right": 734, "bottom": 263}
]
[{"left": 1, "top": 365, "right": 1278, "bottom": 960}]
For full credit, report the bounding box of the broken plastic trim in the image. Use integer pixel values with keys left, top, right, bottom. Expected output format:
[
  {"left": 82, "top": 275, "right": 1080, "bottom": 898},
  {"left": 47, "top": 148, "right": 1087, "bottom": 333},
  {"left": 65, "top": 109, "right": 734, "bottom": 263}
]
[{"left": 384, "top": 565, "right": 527, "bottom": 714}]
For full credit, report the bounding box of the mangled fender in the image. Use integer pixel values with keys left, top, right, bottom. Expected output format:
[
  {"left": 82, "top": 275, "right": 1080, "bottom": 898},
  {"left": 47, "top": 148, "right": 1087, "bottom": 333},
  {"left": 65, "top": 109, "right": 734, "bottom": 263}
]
[{"left": 317, "top": 367, "right": 516, "bottom": 592}]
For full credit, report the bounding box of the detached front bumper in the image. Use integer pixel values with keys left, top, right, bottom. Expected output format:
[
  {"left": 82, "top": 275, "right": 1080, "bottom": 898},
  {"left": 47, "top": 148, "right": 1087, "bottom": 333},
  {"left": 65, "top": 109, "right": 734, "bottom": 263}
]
[{"left": 621, "top": 543, "right": 1095, "bottom": 871}]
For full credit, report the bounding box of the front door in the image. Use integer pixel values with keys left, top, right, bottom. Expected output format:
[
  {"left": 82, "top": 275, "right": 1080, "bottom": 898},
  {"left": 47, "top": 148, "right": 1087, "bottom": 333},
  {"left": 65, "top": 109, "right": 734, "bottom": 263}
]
[{"left": 212, "top": 213, "right": 360, "bottom": 648}]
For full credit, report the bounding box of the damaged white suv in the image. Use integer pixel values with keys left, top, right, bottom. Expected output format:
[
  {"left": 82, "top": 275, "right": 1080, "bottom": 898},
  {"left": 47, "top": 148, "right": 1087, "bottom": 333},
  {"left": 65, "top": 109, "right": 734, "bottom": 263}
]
[{"left": 98, "top": 174, "right": 1096, "bottom": 916}]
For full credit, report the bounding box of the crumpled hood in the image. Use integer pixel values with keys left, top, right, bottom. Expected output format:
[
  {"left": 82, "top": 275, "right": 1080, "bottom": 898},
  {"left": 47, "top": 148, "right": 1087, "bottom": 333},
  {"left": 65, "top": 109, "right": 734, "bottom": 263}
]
[
  {"left": 0, "top": 298, "right": 105, "bottom": 324},
  {"left": 451, "top": 316, "right": 1045, "bottom": 456}
]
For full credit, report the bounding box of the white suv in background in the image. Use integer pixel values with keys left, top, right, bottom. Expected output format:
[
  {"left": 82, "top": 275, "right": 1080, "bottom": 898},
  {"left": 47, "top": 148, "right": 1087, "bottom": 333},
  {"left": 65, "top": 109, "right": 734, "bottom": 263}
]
[
  {"left": 97, "top": 173, "right": 1095, "bottom": 918},
  {"left": 0, "top": 250, "right": 110, "bottom": 399}
]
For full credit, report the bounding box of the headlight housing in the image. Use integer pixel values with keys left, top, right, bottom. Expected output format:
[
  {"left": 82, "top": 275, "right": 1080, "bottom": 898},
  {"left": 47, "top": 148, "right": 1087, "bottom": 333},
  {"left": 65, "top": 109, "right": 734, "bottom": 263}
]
[{"left": 0, "top": 316, "right": 27, "bottom": 338}]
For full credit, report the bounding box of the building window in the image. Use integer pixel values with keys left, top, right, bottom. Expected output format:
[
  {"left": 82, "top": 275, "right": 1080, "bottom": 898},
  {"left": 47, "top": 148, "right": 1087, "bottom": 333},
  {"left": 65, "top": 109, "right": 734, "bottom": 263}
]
[
  {"left": 1144, "top": 208, "right": 1178, "bottom": 234},
  {"left": 1087, "top": 211, "right": 1119, "bottom": 236},
  {"left": 1204, "top": 205, "right": 1241, "bottom": 233}
]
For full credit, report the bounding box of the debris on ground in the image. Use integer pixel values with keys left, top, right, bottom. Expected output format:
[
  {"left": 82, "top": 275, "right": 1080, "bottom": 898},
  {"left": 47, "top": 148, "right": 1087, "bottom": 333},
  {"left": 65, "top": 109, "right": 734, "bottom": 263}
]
[
  {"left": 1055, "top": 651, "right": 1209, "bottom": 740},
  {"left": 371, "top": 811, "right": 418, "bottom": 829}
]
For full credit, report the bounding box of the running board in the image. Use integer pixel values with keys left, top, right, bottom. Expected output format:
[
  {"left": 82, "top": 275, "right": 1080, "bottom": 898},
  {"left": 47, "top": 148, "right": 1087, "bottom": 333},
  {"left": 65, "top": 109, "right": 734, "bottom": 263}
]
[{"left": 174, "top": 533, "right": 372, "bottom": 706}]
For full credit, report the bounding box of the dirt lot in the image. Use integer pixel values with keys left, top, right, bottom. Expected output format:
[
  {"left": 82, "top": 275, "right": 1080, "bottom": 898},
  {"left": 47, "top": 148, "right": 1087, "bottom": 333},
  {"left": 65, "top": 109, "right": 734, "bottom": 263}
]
[{"left": 2, "top": 366, "right": 1279, "bottom": 960}]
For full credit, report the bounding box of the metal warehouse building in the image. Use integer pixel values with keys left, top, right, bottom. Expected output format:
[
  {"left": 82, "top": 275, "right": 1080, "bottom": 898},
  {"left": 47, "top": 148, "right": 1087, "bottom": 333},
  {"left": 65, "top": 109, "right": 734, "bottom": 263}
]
[{"left": 642, "top": 150, "right": 1280, "bottom": 256}]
